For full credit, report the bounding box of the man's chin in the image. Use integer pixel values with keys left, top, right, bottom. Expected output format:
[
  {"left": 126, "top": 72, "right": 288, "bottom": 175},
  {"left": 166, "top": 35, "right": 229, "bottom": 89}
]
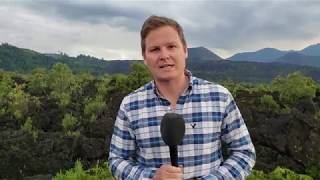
[{"left": 154, "top": 76, "right": 175, "bottom": 82}]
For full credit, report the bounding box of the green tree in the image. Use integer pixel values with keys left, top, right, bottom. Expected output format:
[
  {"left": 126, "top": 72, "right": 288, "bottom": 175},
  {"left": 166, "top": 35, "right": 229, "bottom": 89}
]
[
  {"left": 27, "top": 68, "right": 49, "bottom": 95},
  {"left": 48, "top": 63, "right": 78, "bottom": 107},
  {"left": 84, "top": 96, "right": 106, "bottom": 123},
  {"left": 21, "top": 117, "right": 38, "bottom": 140},
  {"left": 7, "top": 84, "right": 30, "bottom": 120},
  {"left": 271, "top": 72, "right": 316, "bottom": 105},
  {"left": 0, "top": 73, "right": 14, "bottom": 116},
  {"left": 62, "top": 113, "right": 79, "bottom": 133},
  {"left": 105, "top": 74, "right": 130, "bottom": 95},
  {"left": 127, "top": 63, "right": 151, "bottom": 91},
  {"left": 260, "top": 94, "right": 280, "bottom": 111}
]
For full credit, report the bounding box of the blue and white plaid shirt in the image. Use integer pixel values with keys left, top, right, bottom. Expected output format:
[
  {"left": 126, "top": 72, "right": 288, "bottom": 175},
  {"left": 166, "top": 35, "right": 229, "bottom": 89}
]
[{"left": 109, "top": 73, "right": 256, "bottom": 180}]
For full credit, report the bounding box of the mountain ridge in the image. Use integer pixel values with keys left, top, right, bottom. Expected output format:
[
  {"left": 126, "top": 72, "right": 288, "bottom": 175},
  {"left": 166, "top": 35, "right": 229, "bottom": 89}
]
[
  {"left": 187, "top": 47, "right": 222, "bottom": 61},
  {"left": 227, "top": 43, "right": 320, "bottom": 68},
  {"left": 3, "top": 43, "right": 320, "bottom": 83}
]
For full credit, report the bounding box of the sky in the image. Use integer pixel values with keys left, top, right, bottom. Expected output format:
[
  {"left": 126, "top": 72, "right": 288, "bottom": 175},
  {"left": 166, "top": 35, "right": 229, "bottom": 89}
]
[{"left": 0, "top": 0, "right": 319, "bottom": 60}]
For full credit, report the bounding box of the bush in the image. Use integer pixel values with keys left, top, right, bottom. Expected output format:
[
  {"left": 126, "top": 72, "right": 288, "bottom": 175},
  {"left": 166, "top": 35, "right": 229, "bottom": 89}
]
[
  {"left": 21, "top": 117, "right": 38, "bottom": 140},
  {"left": 270, "top": 167, "right": 313, "bottom": 180},
  {"left": 62, "top": 113, "right": 79, "bottom": 132},
  {"left": 260, "top": 94, "right": 280, "bottom": 111},
  {"left": 271, "top": 72, "right": 316, "bottom": 106},
  {"left": 247, "top": 167, "right": 313, "bottom": 180},
  {"left": 53, "top": 160, "right": 115, "bottom": 180}
]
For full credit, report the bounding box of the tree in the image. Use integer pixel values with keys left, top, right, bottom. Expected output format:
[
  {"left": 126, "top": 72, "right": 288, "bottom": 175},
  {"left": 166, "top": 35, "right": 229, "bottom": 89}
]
[
  {"left": 84, "top": 96, "right": 106, "bottom": 123},
  {"left": 62, "top": 113, "right": 79, "bottom": 134},
  {"left": 260, "top": 94, "right": 280, "bottom": 111},
  {"left": 27, "top": 68, "right": 49, "bottom": 96},
  {"left": 0, "top": 73, "right": 14, "bottom": 117},
  {"left": 7, "top": 84, "right": 30, "bottom": 120},
  {"left": 271, "top": 72, "right": 316, "bottom": 106},
  {"left": 21, "top": 117, "right": 38, "bottom": 140},
  {"left": 48, "top": 63, "right": 78, "bottom": 107},
  {"left": 127, "top": 63, "right": 151, "bottom": 91}
]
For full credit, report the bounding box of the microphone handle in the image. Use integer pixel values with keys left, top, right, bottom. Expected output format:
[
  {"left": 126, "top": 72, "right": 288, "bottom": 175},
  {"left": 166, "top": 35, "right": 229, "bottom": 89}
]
[{"left": 169, "top": 145, "right": 178, "bottom": 167}]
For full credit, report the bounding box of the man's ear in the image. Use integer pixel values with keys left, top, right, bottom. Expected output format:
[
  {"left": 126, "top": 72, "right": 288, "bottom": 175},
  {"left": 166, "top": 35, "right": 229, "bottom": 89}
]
[
  {"left": 143, "top": 53, "right": 147, "bottom": 65},
  {"left": 185, "top": 47, "right": 188, "bottom": 59}
]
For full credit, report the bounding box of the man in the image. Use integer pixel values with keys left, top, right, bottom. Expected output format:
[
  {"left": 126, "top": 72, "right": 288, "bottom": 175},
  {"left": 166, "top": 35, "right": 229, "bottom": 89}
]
[{"left": 109, "top": 15, "right": 256, "bottom": 180}]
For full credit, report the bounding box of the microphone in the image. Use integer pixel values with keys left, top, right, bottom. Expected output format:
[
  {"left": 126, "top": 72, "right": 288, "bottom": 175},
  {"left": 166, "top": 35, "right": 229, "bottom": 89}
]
[{"left": 160, "top": 113, "right": 185, "bottom": 167}]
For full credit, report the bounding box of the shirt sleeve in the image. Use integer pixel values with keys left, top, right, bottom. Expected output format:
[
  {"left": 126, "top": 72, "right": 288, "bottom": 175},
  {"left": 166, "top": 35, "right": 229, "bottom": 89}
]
[
  {"left": 108, "top": 101, "right": 156, "bottom": 180},
  {"left": 207, "top": 89, "right": 256, "bottom": 180}
]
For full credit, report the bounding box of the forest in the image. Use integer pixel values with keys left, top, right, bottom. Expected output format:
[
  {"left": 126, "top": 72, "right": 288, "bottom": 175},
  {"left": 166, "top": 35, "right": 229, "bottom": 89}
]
[{"left": 0, "top": 63, "right": 319, "bottom": 179}]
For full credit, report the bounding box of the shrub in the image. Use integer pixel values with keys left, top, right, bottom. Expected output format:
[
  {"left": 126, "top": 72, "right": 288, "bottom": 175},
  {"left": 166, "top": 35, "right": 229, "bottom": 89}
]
[
  {"left": 62, "top": 113, "right": 79, "bottom": 132},
  {"left": 53, "top": 160, "right": 115, "bottom": 180},
  {"left": 21, "top": 117, "right": 38, "bottom": 140},
  {"left": 260, "top": 94, "right": 280, "bottom": 111},
  {"left": 246, "top": 167, "right": 313, "bottom": 180},
  {"left": 271, "top": 72, "right": 316, "bottom": 106}
]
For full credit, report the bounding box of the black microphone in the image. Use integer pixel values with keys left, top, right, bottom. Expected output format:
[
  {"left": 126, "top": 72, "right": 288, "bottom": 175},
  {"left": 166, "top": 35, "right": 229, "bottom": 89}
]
[{"left": 160, "top": 113, "right": 185, "bottom": 167}]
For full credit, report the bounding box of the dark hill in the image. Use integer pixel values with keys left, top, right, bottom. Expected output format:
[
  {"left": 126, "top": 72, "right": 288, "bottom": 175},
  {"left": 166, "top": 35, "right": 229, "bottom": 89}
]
[
  {"left": 187, "top": 47, "right": 222, "bottom": 61},
  {"left": 300, "top": 43, "right": 320, "bottom": 56},
  {"left": 227, "top": 48, "right": 287, "bottom": 62},
  {"left": 276, "top": 52, "right": 320, "bottom": 67},
  {"left": 4, "top": 43, "right": 320, "bottom": 83},
  {"left": 228, "top": 43, "right": 320, "bottom": 67}
]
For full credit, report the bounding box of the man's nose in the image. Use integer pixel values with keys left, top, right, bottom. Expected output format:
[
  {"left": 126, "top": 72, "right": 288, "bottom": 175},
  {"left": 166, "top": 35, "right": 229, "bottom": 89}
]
[{"left": 159, "top": 48, "right": 170, "bottom": 60}]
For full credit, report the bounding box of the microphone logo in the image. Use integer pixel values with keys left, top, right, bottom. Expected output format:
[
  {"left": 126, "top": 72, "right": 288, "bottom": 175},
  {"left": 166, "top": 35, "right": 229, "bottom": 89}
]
[{"left": 190, "top": 123, "right": 196, "bottom": 128}]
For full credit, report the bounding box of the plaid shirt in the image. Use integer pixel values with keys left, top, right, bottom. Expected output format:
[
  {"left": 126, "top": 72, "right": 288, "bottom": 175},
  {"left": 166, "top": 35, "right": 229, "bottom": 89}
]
[{"left": 108, "top": 73, "right": 256, "bottom": 180}]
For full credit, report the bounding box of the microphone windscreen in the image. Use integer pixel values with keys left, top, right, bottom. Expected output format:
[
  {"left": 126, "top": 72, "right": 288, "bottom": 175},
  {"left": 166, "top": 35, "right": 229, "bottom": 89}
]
[{"left": 160, "top": 113, "right": 185, "bottom": 146}]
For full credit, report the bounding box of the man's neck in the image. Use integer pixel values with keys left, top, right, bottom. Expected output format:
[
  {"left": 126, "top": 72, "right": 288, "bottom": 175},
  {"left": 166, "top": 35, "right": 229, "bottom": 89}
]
[{"left": 155, "top": 75, "right": 189, "bottom": 108}]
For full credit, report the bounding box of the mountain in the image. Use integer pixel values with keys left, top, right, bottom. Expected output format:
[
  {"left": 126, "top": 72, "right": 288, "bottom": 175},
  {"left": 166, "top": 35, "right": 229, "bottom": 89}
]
[
  {"left": 4, "top": 43, "right": 320, "bottom": 83},
  {"left": 0, "top": 43, "right": 138, "bottom": 75},
  {"left": 227, "top": 48, "right": 287, "bottom": 62},
  {"left": 0, "top": 43, "right": 58, "bottom": 71},
  {"left": 300, "top": 43, "right": 320, "bottom": 56},
  {"left": 0, "top": 44, "right": 223, "bottom": 74},
  {"left": 276, "top": 52, "right": 320, "bottom": 67},
  {"left": 187, "top": 59, "right": 320, "bottom": 83},
  {"left": 187, "top": 47, "right": 222, "bottom": 61},
  {"left": 226, "top": 43, "right": 320, "bottom": 69}
]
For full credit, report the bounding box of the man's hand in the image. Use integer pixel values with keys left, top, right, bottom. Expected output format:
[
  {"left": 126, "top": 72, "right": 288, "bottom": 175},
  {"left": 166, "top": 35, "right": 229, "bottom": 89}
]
[{"left": 153, "top": 164, "right": 183, "bottom": 180}]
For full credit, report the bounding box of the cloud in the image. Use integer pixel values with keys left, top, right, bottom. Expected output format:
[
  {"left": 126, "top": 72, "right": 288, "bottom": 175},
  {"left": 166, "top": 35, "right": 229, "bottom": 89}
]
[
  {"left": 178, "top": 1, "right": 320, "bottom": 56},
  {"left": 0, "top": 0, "right": 319, "bottom": 59},
  {"left": 0, "top": 1, "right": 142, "bottom": 59}
]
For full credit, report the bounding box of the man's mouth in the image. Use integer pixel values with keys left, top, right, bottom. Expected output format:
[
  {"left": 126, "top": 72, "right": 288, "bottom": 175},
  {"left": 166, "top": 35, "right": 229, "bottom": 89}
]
[{"left": 159, "top": 64, "right": 174, "bottom": 68}]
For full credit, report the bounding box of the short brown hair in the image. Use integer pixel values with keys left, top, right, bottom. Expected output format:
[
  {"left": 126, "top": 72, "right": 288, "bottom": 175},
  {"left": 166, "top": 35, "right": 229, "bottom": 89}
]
[{"left": 140, "top": 15, "right": 187, "bottom": 55}]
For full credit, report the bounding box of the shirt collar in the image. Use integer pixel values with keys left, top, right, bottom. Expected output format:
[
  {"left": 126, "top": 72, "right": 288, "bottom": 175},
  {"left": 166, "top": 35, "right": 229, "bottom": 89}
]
[{"left": 152, "top": 70, "right": 193, "bottom": 98}]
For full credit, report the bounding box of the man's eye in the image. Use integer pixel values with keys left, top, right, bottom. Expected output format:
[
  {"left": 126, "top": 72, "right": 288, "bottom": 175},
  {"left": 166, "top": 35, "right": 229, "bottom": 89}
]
[
  {"left": 168, "top": 45, "right": 176, "bottom": 49},
  {"left": 150, "top": 48, "right": 159, "bottom": 52}
]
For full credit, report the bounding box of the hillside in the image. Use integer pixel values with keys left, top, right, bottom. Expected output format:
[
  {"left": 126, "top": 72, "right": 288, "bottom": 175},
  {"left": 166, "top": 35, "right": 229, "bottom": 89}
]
[
  {"left": 300, "top": 43, "right": 320, "bottom": 56},
  {"left": 4, "top": 43, "right": 320, "bottom": 83},
  {"left": 188, "top": 60, "right": 320, "bottom": 83},
  {"left": 228, "top": 43, "right": 320, "bottom": 67},
  {"left": 227, "top": 48, "right": 287, "bottom": 62},
  {"left": 187, "top": 46, "right": 222, "bottom": 61},
  {"left": 276, "top": 52, "right": 320, "bottom": 67}
]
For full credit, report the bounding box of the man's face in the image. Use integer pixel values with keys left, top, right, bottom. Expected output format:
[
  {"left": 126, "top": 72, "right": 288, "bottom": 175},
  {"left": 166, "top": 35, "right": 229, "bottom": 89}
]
[{"left": 143, "top": 26, "right": 188, "bottom": 82}]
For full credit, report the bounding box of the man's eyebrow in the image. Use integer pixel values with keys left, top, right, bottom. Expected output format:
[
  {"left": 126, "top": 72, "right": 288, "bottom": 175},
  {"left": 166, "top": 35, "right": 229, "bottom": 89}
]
[
  {"left": 166, "top": 41, "right": 178, "bottom": 44},
  {"left": 147, "top": 41, "right": 178, "bottom": 49},
  {"left": 147, "top": 45, "right": 159, "bottom": 49}
]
